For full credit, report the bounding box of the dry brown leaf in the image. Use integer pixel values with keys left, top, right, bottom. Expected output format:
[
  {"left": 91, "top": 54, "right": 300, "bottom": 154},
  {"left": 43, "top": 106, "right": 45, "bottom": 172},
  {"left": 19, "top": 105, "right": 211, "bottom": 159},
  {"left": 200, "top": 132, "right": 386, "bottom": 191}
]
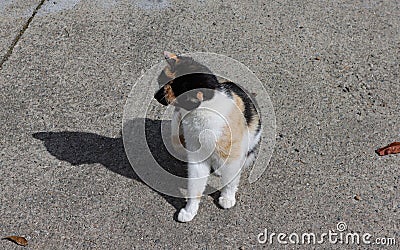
[
  {"left": 3, "top": 236, "right": 28, "bottom": 246},
  {"left": 376, "top": 142, "right": 400, "bottom": 156}
]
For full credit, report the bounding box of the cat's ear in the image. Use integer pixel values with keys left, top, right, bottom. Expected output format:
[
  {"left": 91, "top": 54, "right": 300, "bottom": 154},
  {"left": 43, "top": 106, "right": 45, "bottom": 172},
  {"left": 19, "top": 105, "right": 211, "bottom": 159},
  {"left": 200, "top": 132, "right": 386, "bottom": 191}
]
[
  {"left": 164, "top": 51, "right": 178, "bottom": 60},
  {"left": 164, "top": 51, "right": 179, "bottom": 66}
]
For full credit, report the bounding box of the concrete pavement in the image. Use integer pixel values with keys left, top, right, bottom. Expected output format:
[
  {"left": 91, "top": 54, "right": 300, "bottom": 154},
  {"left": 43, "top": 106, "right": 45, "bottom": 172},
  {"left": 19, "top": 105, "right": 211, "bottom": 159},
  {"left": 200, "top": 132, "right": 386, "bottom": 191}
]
[{"left": 1, "top": 0, "right": 399, "bottom": 248}]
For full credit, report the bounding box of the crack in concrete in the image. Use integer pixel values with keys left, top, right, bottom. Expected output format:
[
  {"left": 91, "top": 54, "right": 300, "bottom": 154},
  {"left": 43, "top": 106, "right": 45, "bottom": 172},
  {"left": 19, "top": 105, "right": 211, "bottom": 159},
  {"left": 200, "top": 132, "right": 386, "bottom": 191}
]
[{"left": 0, "top": 0, "right": 46, "bottom": 71}]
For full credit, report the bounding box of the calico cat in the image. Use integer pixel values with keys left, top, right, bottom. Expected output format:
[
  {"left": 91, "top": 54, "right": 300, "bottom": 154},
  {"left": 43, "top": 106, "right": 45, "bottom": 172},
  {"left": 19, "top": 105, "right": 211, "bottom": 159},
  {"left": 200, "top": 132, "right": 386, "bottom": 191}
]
[{"left": 154, "top": 51, "right": 261, "bottom": 222}]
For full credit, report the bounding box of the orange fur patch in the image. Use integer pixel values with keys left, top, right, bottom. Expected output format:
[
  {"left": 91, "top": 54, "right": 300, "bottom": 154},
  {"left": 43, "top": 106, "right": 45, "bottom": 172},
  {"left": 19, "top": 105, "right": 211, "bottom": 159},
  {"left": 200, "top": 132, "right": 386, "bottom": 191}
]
[
  {"left": 216, "top": 101, "right": 246, "bottom": 162},
  {"left": 232, "top": 92, "right": 245, "bottom": 113},
  {"left": 248, "top": 114, "right": 260, "bottom": 135},
  {"left": 232, "top": 91, "right": 260, "bottom": 136},
  {"left": 164, "top": 51, "right": 179, "bottom": 60},
  {"left": 164, "top": 67, "right": 176, "bottom": 79},
  {"left": 170, "top": 54, "right": 180, "bottom": 63},
  {"left": 164, "top": 84, "right": 176, "bottom": 104}
]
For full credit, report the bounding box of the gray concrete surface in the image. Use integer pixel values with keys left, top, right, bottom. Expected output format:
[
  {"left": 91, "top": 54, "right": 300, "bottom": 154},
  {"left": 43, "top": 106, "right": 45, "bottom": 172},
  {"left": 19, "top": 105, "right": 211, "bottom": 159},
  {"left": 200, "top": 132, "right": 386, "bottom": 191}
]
[
  {"left": 1, "top": 0, "right": 399, "bottom": 249},
  {"left": 0, "top": 0, "right": 41, "bottom": 61}
]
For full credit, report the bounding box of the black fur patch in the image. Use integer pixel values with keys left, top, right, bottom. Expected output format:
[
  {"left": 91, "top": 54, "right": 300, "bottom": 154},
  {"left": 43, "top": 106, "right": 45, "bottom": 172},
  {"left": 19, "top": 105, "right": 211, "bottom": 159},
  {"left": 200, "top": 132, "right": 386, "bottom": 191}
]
[
  {"left": 155, "top": 54, "right": 260, "bottom": 125},
  {"left": 219, "top": 82, "right": 259, "bottom": 127},
  {"left": 169, "top": 73, "right": 218, "bottom": 110},
  {"left": 154, "top": 85, "right": 169, "bottom": 106}
]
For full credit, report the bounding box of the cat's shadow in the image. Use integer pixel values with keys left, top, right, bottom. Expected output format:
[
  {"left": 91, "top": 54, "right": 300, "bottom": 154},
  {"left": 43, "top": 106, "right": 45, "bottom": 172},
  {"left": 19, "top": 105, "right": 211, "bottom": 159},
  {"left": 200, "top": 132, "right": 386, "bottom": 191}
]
[{"left": 32, "top": 118, "right": 196, "bottom": 217}]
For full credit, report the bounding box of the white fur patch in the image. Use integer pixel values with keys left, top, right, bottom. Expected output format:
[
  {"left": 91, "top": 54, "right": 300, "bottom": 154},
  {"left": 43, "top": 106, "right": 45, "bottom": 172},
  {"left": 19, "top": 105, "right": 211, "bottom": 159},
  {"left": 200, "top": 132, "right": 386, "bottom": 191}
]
[{"left": 175, "top": 90, "right": 260, "bottom": 222}]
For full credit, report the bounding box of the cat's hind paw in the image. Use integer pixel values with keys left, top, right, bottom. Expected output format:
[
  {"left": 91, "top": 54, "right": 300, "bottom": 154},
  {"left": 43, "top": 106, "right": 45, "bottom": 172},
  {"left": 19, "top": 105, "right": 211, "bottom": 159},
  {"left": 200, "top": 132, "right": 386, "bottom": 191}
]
[
  {"left": 177, "top": 208, "right": 196, "bottom": 222},
  {"left": 218, "top": 196, "right": 236, "bottom": 209}
]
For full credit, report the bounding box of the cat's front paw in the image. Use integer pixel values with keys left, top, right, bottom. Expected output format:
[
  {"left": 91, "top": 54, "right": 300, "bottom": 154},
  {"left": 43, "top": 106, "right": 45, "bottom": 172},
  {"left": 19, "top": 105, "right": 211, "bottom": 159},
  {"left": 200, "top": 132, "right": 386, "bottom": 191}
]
[
  {"left": 218, "top": 196, "right": 236, "bottom": 209},
  {"left": 177, "top": 208, "right": 196, "bottom": 222}
]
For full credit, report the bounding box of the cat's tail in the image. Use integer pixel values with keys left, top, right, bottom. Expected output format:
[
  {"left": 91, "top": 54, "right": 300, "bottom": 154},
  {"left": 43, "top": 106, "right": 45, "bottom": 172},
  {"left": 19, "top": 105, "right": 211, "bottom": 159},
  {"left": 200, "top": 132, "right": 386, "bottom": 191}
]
[
  {"left": 243, "top": 126, "right": 262, "bottom": 169},
  {"left": 243, "top": 149, "right": 256, "bottom": 169}
]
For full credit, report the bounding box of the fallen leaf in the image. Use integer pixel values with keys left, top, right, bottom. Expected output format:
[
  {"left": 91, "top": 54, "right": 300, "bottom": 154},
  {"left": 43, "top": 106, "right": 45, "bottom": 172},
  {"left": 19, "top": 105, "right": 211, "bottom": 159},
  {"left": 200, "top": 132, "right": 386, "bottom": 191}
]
[
  {"left": 2, "top": 236, "right": 28, "bottom": 246},
  {"left": 354, "top": 195, "right": 361, "bottom": 201},
  {"left": 376, "top": 142, "right": 400, "bottom": 156}
]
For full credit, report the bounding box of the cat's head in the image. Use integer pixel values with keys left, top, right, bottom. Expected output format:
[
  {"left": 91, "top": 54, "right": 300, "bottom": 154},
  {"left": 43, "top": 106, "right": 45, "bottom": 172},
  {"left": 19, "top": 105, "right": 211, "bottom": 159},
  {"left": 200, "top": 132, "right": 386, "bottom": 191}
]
[{"left": 154, "top": 51, "right": 219, "bottom": 110}]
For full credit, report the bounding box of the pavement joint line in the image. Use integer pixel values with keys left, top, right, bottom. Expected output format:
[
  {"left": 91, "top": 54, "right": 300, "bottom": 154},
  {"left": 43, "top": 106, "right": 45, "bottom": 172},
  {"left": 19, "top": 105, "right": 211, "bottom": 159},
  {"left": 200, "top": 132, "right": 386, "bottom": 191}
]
[{"left": 0, "top": 0, "right": 46, "bottom": 71}]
